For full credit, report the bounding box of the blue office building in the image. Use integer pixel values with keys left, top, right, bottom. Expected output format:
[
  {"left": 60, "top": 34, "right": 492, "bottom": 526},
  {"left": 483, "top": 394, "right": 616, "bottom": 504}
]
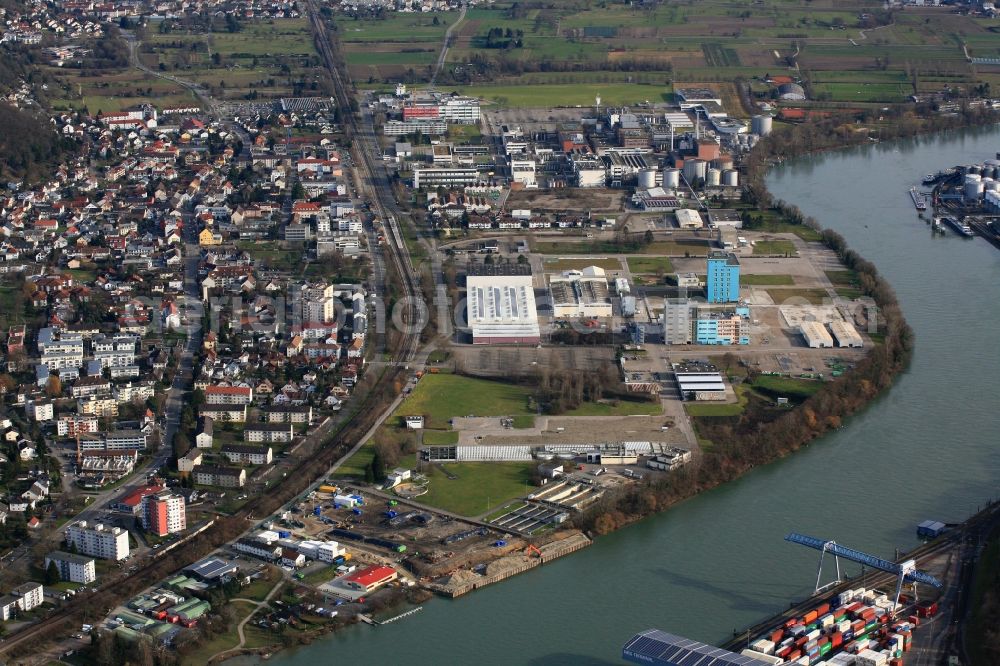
[{"left": 706, "top": 251, "right": 740, "bottom": 303}]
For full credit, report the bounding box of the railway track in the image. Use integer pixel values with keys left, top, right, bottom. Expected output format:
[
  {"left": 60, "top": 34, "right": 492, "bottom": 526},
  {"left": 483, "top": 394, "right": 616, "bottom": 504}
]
[{"left": 0, "top": 10, "right": 425, "bottom": 659}]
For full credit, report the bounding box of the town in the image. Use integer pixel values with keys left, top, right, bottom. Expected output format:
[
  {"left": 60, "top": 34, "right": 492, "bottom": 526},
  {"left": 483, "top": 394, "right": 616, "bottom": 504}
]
[{"left": 1, "top": 0, "right": 1000, "bottom": 663}]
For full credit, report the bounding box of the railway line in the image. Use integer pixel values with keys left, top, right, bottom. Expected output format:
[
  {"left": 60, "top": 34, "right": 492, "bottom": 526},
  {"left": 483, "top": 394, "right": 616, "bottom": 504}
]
[{"left": 0, "top": 9, "right": 425, "bottom": 659}]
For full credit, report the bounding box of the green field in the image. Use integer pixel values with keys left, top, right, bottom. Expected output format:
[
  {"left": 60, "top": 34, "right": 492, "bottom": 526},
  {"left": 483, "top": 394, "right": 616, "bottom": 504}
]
[
  {"left": 741, "top": 274, "right": 795, "bottom": 286},
  {"left": 751, "top": 375, "right": 823, "bottom": 401},
  {"left": 395, "top": 373, "right": 533, "bottom": 429},
  {"left": 344, "top": 50, "right": 437, "bottom": 66},
  {"left": 563, "top": 399, "right": 661, "bottom": 417},
  {"left": 825, "top": 269, "right": 864, "bottom": 299},
  {"left": 685, "top": 385, "right": 749, "bottom": 417},
  {"left": 417, "top": 462, "right": 535, "bottom": 516},
  {"left": 753, "top": 240, "right": 797, "bottom": 256},
  {"left": 451, "top": 83, "right": 670, "bottom": 108},
  {"left": 765, "top": 288, "right": 830, "bottom": 305},
  {"left": 422, "top": 429, "right": 460, "bottom": 445},
  {"left": 626, "top": 256, "right": 674, "bottom": 274}
]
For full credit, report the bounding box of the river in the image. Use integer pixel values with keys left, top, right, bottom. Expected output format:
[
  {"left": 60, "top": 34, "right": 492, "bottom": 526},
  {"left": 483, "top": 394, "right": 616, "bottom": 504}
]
[{"left": 247, "top": 126, "right": 1000, "bottom": 665}]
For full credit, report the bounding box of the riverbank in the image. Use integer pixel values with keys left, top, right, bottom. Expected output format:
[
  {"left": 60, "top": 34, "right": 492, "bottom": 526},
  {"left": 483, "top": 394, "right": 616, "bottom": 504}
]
[{"left": 216, "top": 112, "right": 1000, "bottom": 666}]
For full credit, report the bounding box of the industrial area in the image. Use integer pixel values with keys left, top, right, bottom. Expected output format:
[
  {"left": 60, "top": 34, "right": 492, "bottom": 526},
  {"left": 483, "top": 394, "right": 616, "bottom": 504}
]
[
  {"left": 913, "top": 154, "right": 1000, "bottom": 249},
  {"left": 622, "top": 500, "right": 1000, "bottom": 666}
]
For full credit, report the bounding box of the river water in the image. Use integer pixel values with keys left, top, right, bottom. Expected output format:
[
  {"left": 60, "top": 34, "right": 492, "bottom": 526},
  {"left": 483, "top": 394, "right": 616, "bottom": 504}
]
[{"left": 252, "top": 126, "right": 1000, "bottom": 665}]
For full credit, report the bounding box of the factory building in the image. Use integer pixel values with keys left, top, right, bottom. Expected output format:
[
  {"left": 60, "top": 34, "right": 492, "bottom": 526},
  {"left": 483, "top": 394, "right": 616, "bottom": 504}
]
[
  {"left": 706, "top": 251, "right": 740, "bottom": 303},
  {"left": 675, "top": 209, "right": 703, "bottom": 229},
  {"left": 675, "top": 369, "right": 727, "bottom": 402},
  {"left": 413, "top": 167, "right": 481, "bottom": 189},
  {"left": 800, "top": 321, "right": 834, "bottom": 348},
  {"left": 549, "top": 266, "right": 613, "bottom": 318},
  {"left": 829, "top": 320, "right": 863, "bottom": 348},
  {"left": 694, "top": 309, "right": 749, "bottom": 345},
  {"left": 466, "top": 263, "right": 540, "bottom": 345},
  {"left": 662, "top": 299, "right": 692, "bottom": 345}
]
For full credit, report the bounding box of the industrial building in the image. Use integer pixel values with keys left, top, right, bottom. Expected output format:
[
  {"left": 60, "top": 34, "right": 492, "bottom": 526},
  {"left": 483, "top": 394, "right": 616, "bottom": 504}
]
[
  {"left": 623, "top": 629, "right": 773, "bottom": 666},
  {"left": 694, "top": 310, "right": 749, "bottom": 345},
  {"left": 413, "top": 167, "right": 481, "bottom": 188},
  {"left": 674, "top": 364, "right": 726, "bottom": 401},
  {"left": 341, "top": 565, "right": 398, "bottom": 593},
  {"left": 829, "top": 320, "right": 863, "bottom": 348},
  {"left": 548, "top": 266, "right": 612, "bottom": 318},
  {"left": 662, "top": 299, "right": 692, "bottom": 344},
  {"left": 800, "top": 321, "right": 834, "bottom": 348},
  {"left": 383, "top": 119, "right": 448, "bottom": 136},
  {"left": 706, "top": 251, "right": 740, "bottom": 303},
  {"left": 466, "top": 263, "right": 541, "bottom": 345},
  {"left": 675, "top": 209, "right": 703, "bottom": 229}
]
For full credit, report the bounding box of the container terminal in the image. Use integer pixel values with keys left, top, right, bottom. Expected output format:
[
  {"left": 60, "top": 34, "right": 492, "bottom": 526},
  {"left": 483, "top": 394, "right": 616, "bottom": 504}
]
[
  {"left": 622, "top": 501, "right": 1000, "bottom": 666},
  {"left": 915, "top": 155, "right": 1000, "bottom": 249}
]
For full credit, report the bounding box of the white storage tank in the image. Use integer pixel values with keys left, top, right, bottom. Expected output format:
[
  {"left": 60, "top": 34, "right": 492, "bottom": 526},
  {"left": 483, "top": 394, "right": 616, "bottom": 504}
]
[
  {"left": 965, "top": 173, "right": 983, "bottom": 201},
  {"left": 751, "top": 114, "right": 773, "bottom": 136},
  {"left": 683, "top": 158, "right": 707, "bottom": 182},
  {"left": 986, "top": 179, "right": 1000, "bottom": 192},
  {"left": 722, "top": 169, "right": 739, "bottom": 187},
  {"left": 638, "top": 168, "right": 657, "bottom": 189},
  {"left": 662, "top": 168, "right": 681, "bottom": 189},
  {"left": 706, "top": 168, "right": 721, "bottom": 186}
]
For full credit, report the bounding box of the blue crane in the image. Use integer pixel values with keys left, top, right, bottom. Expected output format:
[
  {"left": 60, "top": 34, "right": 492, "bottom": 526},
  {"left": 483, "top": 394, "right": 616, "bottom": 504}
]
[{"left": 785, "top": 532, "right": 942, "bottom": 616}]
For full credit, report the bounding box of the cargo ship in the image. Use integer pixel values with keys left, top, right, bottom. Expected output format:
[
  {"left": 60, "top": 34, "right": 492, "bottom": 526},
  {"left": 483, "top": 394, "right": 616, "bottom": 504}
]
[
  {"left": 909, "top": 187, "right": 928, "bottom": 211},
  {"left": 733, "top": 586, "right": 939, "bottom": 666},
  {"left": 941, "top": 216, "right": 974, "bottom": 237}
]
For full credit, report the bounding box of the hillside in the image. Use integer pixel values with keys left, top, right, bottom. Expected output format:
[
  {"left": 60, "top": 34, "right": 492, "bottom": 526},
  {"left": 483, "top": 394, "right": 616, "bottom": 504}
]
[{"left": 0, "top": 103, "right": 70, "bottom": 182}]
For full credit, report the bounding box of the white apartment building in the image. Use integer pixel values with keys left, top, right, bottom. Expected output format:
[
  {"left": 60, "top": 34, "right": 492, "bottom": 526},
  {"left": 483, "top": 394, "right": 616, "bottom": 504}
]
[
  {"left": 65, "top": 521, "right": 130, "bottom": 560},
  {"left": 11, "top": 582, "right": 43, "bottom": 611},
  {"left": 45, "top": 551, "right": 97, "bottom": 584}
]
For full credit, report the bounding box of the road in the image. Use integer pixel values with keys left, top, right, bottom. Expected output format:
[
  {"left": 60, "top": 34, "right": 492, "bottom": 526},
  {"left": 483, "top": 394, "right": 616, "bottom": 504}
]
[{"left": 430, "top": 4, "right": 466, "bottom": 87}]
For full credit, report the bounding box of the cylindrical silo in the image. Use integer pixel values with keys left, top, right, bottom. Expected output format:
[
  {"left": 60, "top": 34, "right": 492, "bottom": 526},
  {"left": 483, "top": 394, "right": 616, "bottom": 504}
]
[
  {"left": 986, "top": 180, "right": 1000, "bottom": 192},
  {"left": 984, "top": 166, "right": 997, "bottom": 180},
  {"left": 722, "top": 169, "right": 739, "bottom": 187},
  {"left": 706, "top": 168, "right": 721, "bottom": 187},
  {"left": 683, "top": 158, "right": 707, "bottom": 182},
  {"left": 714, "top": 155, "right": 734, "bottom": 171},
  {"left": 662, "top": 168, "right": 681, "bottom": 189},
  {"left": 751, "top": 114, "right": 773, "bottom": 136},
  {"left": 638, "top": 168, "right": 657, "bottom": 189},
  {"left": 968, "top": 164, "right": 982, "bottom": 176},
  {"left": 964, "top": 173, "right": 983, "bottom": 201}
]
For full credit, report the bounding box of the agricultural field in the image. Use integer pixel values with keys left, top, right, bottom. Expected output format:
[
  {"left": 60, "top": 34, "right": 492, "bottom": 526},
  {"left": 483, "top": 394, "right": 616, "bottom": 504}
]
[
  {"left": 336, "top": 0, "right": 991, "bottom": 109},
  {"left": 136, "top": 19, "right": 326, "bottom": 102}
]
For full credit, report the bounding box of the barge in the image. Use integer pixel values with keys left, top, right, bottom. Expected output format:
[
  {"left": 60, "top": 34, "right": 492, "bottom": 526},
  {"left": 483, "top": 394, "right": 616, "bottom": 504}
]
[{"left": 909, "top": 187, "right": 928, "bottom": 211}]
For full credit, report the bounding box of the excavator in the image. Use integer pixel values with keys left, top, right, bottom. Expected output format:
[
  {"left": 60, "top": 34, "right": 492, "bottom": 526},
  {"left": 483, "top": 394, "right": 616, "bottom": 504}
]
[{"left": 525, "top": 544, "right": 542, "bottom": 559}]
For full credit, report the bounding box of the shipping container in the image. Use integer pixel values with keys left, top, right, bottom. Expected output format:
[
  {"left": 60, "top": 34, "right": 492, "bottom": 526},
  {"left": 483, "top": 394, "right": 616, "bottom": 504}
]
[
  {"left": 803, "top": 610, "right": 819, "bottom": 624},
  {"left": 816, "top": 603, "right": 831, "bottom": 616},
  {"left": 770, "top": 629, "right": 784, "bottom": 643}
]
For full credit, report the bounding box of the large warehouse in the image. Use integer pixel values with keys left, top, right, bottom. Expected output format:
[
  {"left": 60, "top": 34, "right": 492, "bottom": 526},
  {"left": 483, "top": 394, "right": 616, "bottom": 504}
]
[
  {"left": 829, "top": 320, "right": 863, "bottom": 348},
  {"left": 623, "top": 629, "right": 774, "bottom": 666},
  {"left": 549, "top": 266, "right": 613, "bottom": 318},
  {"left": 466, "top": 263, "right": 541, "bottom": 345},
  {"left": 800, "top": 321, "right": 834, "bottom": 348}
]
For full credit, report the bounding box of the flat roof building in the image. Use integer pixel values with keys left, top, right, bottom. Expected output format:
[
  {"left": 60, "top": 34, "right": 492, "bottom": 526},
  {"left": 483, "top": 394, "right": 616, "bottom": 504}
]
[
  {"left": 45, "top": 551, "right": 96, "bottom": 584},
  {"left": 466, "top": 263, "right": 540, "bottom": 345},
  {"left": 706, "top": 251, "right": 740, "bottom": 304},
  {"left": 623, "top": 628, "right": 773, "bottom": 666}
]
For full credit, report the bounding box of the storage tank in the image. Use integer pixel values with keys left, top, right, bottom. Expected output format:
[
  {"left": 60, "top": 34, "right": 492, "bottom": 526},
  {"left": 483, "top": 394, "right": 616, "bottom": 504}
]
[
  {"left": 722, "top": 169, "right": 739, "bottom": 187},
  {"left": 535, "top": 451, "right": 555, "bottom": 461},
  {"left": 706, "top": 168, "right": 721, "bottom": 186},
  {"left": 751, "top": 114, "right": 773, "bottom": 136},
  {"left": 964, "top": 173, "right": 983, "bottom": 200},
  {"left": 968, "top": 164, "right": 982, "bottom": 176},
  {"left": 638, "top": 168, "right": 657, "bottom": 189},
  {"left": 983, "top": 166, "right": 997, "bottom": 180},
  {"left": 662, "top": 168, "right": 681, "bottom": 189},
  {"left": 714, "top": 155, "right": 734, "bottom": 171},
  {"left": 986, "top": 180, "right": 1000, "bottom": 192},
  {"left": 683, "top": 158, "right": 707, "bottom": 182}
]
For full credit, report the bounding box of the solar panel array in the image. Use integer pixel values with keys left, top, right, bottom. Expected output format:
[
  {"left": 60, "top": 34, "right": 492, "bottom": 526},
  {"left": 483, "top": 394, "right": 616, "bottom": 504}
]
[{"left": 623, "top": 629, "right": 773, "bottom": 666}]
